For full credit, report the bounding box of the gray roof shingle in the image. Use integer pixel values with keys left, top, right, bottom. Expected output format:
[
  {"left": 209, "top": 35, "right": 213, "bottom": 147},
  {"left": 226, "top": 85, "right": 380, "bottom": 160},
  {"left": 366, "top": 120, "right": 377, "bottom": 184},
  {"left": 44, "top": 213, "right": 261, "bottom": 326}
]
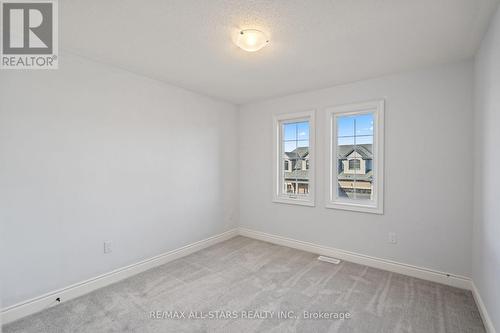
[
  {"left": 284, "top": 146, "right": 309, "bottom": 159},
  {"left": 284, "top": 170, "right": 309, "bottom": 180},
  {"left": 337, "top": 144, "right": 372, "bottom": 159},
  {"left": 283, "top": 145, "right": 373, "bottom": 160},
  {"left": 337, "top": 170, "right": 373, "bottom": 182}
]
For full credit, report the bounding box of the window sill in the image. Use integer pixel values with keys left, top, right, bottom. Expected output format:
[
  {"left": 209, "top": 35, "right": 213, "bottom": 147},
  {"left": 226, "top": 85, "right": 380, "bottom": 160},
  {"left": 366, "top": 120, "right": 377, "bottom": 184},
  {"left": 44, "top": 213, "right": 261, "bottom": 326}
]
[
  {"left": 325, "top": 202, "right": 383, "bottom": 214},
  {"left": 273, "top": 197, "right": 315, "bottom": 207}
]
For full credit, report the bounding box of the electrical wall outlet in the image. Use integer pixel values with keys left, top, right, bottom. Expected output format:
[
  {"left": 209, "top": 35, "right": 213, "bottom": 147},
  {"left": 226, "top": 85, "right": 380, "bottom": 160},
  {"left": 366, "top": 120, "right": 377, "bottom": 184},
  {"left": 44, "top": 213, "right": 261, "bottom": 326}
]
[
  {"left": 388, "top": 232, "right": 397, "bottom": 244},
  {"left": 104, "top": 241, "right": 113, "bottom": 254}
]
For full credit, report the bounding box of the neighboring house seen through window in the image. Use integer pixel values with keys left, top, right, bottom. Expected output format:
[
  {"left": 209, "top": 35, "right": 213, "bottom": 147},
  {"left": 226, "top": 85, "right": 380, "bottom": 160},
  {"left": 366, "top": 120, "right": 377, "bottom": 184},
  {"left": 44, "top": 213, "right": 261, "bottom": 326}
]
[
  {"left": 326, "top": 101, "right": 384, "bottom": 214},
  {"left": 273, "top": 111, "right": 315, "bottom": 206},
  {"left": 283, "top": 121, "right": 309, "bottom": 195}
]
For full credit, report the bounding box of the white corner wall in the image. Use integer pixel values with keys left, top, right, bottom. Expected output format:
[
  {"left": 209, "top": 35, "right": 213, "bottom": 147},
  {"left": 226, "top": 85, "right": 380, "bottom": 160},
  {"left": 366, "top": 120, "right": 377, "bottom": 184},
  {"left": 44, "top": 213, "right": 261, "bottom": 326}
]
[
  {"left": 474, "top": 4, "right": 500, "bottom": 331},
  {"left": 0, "top": 53, "right": 239, "bottom": 308},
  {"left": 239, "top": 61, "right": 474, "bottom": 278}
]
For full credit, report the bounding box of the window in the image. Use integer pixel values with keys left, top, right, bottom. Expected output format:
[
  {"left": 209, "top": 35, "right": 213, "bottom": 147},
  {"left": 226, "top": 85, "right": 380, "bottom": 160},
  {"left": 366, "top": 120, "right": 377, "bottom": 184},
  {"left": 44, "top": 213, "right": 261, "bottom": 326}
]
[
  {"left": 325, "top": 100, "right": 384, "bottom": 214},
  {"left": 348, "top": 159, "right": 360, "bottom": 170},
  {"left": 273, "top": 110, "right": 315, "bottom": 206}
]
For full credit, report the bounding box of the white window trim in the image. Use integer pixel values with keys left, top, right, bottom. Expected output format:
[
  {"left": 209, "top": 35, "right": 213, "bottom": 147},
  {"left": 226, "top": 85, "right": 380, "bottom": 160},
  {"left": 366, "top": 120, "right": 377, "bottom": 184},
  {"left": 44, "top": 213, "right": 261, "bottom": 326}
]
[
  {"left": 325, "top": 100, "right": 384, "bottom": 214},
  {"left": 272, "top": 110, "right": 315, "bottom": 207}
]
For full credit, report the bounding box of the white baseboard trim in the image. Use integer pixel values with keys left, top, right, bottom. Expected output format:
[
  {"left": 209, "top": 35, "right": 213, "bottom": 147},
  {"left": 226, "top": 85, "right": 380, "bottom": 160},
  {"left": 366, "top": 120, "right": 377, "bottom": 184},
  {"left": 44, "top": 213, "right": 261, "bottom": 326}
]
[
  {"left": 1, "top": 228, "right": 238, "bottom": 326},
  {"left": 238, "top": 227, "right": 472, "bottom": 290},
  {"left": 471, "top": 282, "right": 497, "bottom": 333}
]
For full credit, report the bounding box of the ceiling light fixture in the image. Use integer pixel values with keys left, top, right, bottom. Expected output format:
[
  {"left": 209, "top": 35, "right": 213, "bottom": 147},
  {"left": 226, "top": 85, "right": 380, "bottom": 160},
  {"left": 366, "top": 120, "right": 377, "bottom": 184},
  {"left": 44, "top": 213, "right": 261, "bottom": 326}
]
[{"left": 235, "top": 29, "right": 269, "bottom": 52}]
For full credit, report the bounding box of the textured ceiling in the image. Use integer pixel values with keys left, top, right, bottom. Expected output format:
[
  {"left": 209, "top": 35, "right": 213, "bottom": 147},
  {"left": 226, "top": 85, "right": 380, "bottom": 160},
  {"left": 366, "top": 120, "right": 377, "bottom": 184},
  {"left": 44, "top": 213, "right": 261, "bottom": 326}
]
[{"left": 61, "top": 0, "right": 499, "bottom": 104}]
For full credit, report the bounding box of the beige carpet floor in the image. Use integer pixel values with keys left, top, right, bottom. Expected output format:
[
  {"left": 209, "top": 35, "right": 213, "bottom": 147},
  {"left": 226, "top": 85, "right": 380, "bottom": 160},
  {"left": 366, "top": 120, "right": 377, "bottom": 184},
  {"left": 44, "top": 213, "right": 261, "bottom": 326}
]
[{"left": 3, "top": 236, "right": 485, "bottom": 332}]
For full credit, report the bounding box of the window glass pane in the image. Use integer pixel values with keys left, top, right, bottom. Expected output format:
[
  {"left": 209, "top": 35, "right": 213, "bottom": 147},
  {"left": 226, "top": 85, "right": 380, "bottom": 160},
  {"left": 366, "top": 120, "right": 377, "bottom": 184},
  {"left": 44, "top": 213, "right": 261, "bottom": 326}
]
[
  {"left": 355, "top": 114, "right": 374, "bottom": 136},
  {"left": 297, "top": 122, "right": 309, "bottom": 140},
  {"left": 296, "top": 140, "right": 309, "bottom": 148},
  {"left": 355, "top": 135, "right": 373, "bottom": 145},
  {"left": 335, "top": 113, "right": 374, "bottom": 201},
  {"left": 283, "top": 123, "right": 297, "bottom": 141},
  {"left": 281, "top": 120, "right": 310, "bottom": 196},
  {"left": 284, "top": 141, "right": 297, "bottom": 153},
  {"left": 338, "top": 137, "right": 355, "bottom": 145},
  {"left": 282, "top": 139, "right": 297, "bottom": 194},
  {"left": 337, "top": 116, "right": 355, "bottom": 137}
]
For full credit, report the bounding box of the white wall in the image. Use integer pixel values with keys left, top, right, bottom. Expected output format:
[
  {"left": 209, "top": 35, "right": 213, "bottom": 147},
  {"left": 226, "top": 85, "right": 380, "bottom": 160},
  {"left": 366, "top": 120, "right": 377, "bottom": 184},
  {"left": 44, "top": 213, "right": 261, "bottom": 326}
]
[
  {"left": 474, "top": 4, "right": 500, "bottom": 331},
  {"left": 239, "top": 61, "right": 474, "bottom": 277},
  {"left": 0, "top": 53, "right": 239, "bottom": 308}
]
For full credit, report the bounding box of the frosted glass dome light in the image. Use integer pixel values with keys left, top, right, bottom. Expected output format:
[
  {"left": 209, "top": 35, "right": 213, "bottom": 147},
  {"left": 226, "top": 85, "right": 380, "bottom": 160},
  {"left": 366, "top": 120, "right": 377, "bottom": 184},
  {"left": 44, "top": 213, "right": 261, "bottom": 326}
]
[{"left": 236, "top": 29, "right": 269, "bottom": 52}]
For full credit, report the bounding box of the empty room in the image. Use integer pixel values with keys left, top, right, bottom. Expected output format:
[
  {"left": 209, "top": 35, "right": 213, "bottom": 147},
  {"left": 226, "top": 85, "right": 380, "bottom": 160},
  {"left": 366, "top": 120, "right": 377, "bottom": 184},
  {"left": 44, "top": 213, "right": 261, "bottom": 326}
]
[{"left": 1, "top": 0, "right": 500, "bottom": 332}]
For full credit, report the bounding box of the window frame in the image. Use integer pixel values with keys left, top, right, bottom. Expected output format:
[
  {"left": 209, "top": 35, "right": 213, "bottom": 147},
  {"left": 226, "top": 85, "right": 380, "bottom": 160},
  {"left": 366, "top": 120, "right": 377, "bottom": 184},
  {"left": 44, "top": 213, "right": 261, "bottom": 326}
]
[
  {"left": 325, "top": 100, "right": 384, "bottom": 214},
  {"left": 272, "top": 110, "right": 315, "bottom": 207}
]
